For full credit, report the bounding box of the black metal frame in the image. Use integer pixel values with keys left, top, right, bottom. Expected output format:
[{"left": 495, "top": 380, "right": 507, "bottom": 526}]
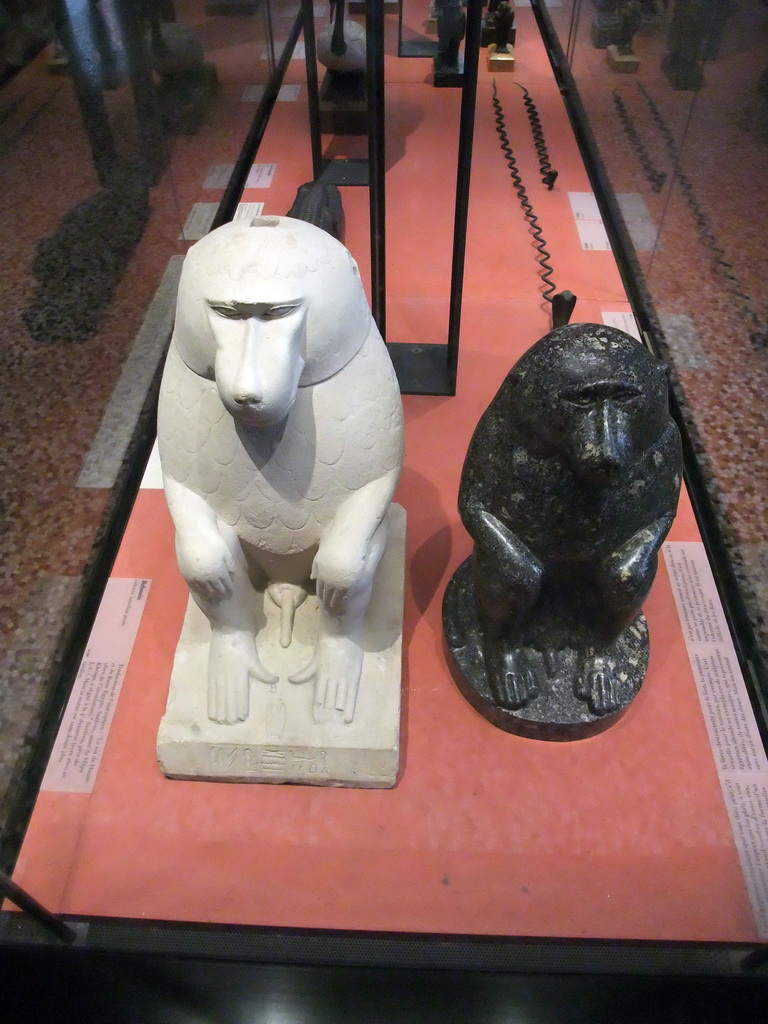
[
  {"left": 2, "top": 907, "right": 766, "bottom": 975},
  {"left": 212, "top": 7, "right": 303, "bottom": 228},
  {"left": 387, "top": 0, "right": 483, "bottom": 395},
  {"left": 303, "top": 0, "right": 370, "bottom": 187},
  {"left": 397, "top": 0, "right": 438, "bottom": 58},
  {"left": 303, "top": 0, "right": 481, "bottom": 395}
]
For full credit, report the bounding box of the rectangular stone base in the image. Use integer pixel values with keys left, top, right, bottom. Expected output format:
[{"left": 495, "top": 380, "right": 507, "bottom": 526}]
[
  {"left": 607, "top": 45, "right": 640, "bottom": 73},
  {"left": 488, "top": 45, "right": 515, "bottom": 72},
  {"left": 319, "top": 71, "right": 368, "bottom": 135},
  {"left": 433, "top": 55, "right": 464, "bottom": 88},
  {"left": 157, "top": 505, "right": 406, "bottom": 789}
]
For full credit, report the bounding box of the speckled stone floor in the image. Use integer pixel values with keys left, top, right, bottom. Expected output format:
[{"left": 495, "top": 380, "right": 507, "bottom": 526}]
[{"left": 0, "top": 0, "right": 766, "bottom": 872}]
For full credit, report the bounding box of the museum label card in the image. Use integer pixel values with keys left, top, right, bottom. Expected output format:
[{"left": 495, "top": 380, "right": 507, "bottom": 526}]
[
  {"left": 261, "top": 41, "right": 305, "bottom": 60},
  {"left": 602, "top": 311, "right": 641, "bottom": 340},
  {"left": 179, "top": 203, "right": 218, "bottom": 241},
  {"left": 241, "top": 84, "right": 265, "bottom": 103},
  {"left": 203, "top": 164, "right": 235, "bottom": 189},
  {"left": 664, "top": 541, "right": 768, "bottom": 937},
  {"left": 234, "top": 202, "right": 265, "bottom": 221},
  {"left": 41, "top": 579, "right": 151, "bottom": 794},
  {"left": 278, "top": 84, "right": 301, "bottom": 101},
  {"left": 568, "top": 192, "right": 612, "bottom": 250},
  {"left": 245, "top": 164, "right": 276, "bottom": 188}
]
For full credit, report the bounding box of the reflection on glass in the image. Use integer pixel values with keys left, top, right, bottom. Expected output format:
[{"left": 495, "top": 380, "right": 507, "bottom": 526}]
[
  {"left": 0, "top": 0, "right": 291, "bottom": 853},
  {"left": 544, "top": 0, "right": 768, "bottom": 663}
]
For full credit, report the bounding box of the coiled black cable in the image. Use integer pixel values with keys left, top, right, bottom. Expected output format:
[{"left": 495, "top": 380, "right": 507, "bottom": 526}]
[
  {"left": 514, "top": 82, "right": 558, "bottom": 189},
  {"left": 612, "top": 89, "right": 666, "bottom": 193},
  {"left": 638, "top": 84, "right": 767, "bottom": 348},
  {"left": 492, "top": 80, "right": 557, "bottom": 303}
]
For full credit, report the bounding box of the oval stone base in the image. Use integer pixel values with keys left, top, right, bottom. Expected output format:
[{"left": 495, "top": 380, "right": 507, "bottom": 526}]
[{"left": 442, "top": 558, "right": 649, "bottom": 741}]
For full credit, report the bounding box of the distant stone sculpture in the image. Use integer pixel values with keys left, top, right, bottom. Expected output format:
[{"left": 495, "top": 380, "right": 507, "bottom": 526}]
[
  {"left": 158, "top": 217, "right": 404, "bottom": 751},
  {"left": 316, "top": 0, "right": 366, "bottom": 76},
  {"left": 287, "top": 181, "right": 345, "bottom": 240},
  {"left": 661, "top": 0, "right": 726, "bottom": 91},
  {"left": 316, "top": 0, "right": 367, "bottom": 129},
  {"left": 590, "top": 0, "right": 621, "bottom": 49},
  {"left": 616, "top": 0, "right": 642, "bottom": 55},
  {"left": 434, "top": 0, "right": 465, "bottom": 75},
  {"left": 148, "top": 18, "right": 216, "bottom": 134},
  {"left": 443, "top": 324, "right": 682, "bottom": 739},
  {"left": 493, "top": 1, "right": 515, "bottom": 53}
]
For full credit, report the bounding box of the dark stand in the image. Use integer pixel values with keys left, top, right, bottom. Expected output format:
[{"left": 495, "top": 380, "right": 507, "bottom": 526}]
[
  {"left": 318, "top": 0, "right": 368, "bottom": 133},
  {"left": 387, "top": 0, "right": 482, "bottom": 393}
]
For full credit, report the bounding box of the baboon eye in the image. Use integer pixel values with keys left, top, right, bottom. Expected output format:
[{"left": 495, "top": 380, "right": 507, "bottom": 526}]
[
  {"left": 207, "top": 300, "right": 303, "bottom": 321},
  {"left": 207, "top": 301, "right": 244, "bottom": 319},
  {"left": 562, "top": 384, "right": 641, "bottom": 407},
  {"left": 262, "top": 303, "right": 301, "bottom": 320},
  {"left": 563, "top": 393, "right": 594, "bottom": 408}
]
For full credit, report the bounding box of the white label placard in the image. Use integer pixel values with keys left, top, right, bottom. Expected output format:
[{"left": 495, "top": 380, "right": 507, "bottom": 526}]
[
  {"left": 241, "top": 84, "right": 265, "bottom": 103},
  {"left": 261, "top": 41, "right": 305, "bottom": 60},
  {"left": 602, "top": 311, "right": 641, "bottom": 340},
  {"left": 234, "top": 202, "right": 265, "bottom": 221},
  {"left": 42, "top": 579, "right": 151, "bottom": 793},
  {"left": 579, "top": 222, "right": 612, "bottom": 251},
  {"left": 568, "top": 192, "right": 611, "bottom": 250},
  {"left": 179, "top": 203, "right": 218, "bottom": 241},
  {"left": 203, "top": 163, "right": 235, "bottom": 189},
  {"left": 242, "top": 83, "right": 298, "bottom": 104},
  {"left": 245, "top": 163, "right": 276, "bottom": 188},
  {"left": 721, "top": 775, "right": 768, "bottom": 933},
  {"left": 664, "top": 541, "right": 768, "bottom": 937}
]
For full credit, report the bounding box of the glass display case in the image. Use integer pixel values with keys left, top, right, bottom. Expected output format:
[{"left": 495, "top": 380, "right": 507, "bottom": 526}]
[
  {"left": 0, "top": 0, "right": 302, "bottom": 867},
  {"left": 1, "top": 0, "right": 768, "bottom": 1008},
  {"left": 537, "top": 0, "right": 768, "bottom": 690}
]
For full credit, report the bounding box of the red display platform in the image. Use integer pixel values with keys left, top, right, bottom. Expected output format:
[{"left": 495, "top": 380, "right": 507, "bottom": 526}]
[
  {"left": 12, "top": 339, "right": 756, "bottom": 942},
  {"left": 10, "top": 8, "right": 759, "bottom": 944}
]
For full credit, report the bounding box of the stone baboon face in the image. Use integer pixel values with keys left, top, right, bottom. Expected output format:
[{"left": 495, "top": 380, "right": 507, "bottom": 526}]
[
  {"left": 171, "top": 217, "right": 372, "bottom": 421},
  {"left": 508, "top": 324, "right": 670, "bottom": 486},
  {"left": 205, "top": 284, "right": 308, "bottom": 427}
]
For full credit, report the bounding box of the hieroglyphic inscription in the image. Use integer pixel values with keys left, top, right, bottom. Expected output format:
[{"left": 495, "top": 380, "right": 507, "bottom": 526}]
[{"left": 210, "top": 745, "right": 328, "bottom": 776}]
